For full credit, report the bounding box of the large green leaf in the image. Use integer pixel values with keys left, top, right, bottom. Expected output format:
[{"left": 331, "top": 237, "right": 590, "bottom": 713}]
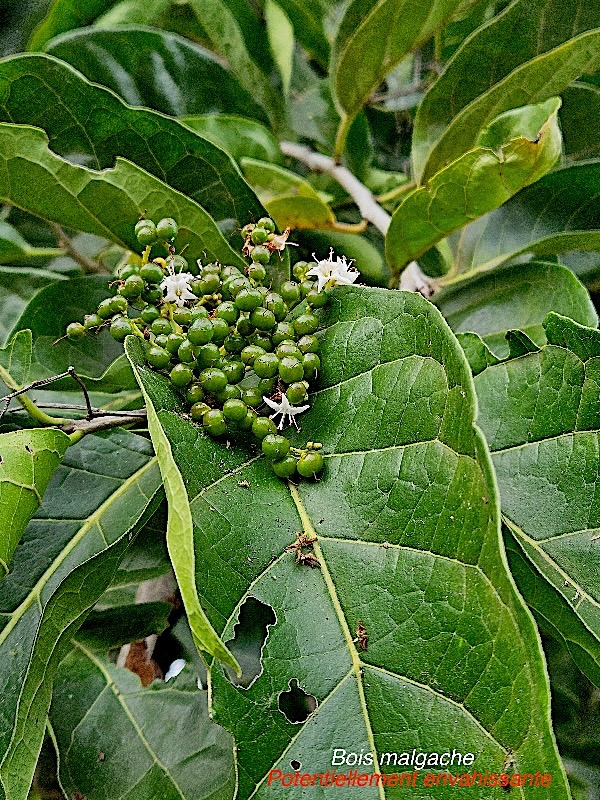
[
  {"left": 435, "top": 262, "right": 598, "bottom": 357},
  {"left": 413, "top": 0, "right": 600, "bottom": 180},
  {"left": 274, "top": 0, "right": 330, "bottom": 66},
  {"left": 0, "top": 429, "right": 162, "bottom": 800},
  {"left": 474, "top": 313, "right": 600, "bottom": 687},
  {"left": 128, "top": 287, "right": 569, "bottom": 799},
  {"left": 45, "top": 26, "right": 266, "bottom": 121},
  {"left": 28, "top": 0, "right": 114, "bottom": 50},
  {"left": 0, "top": 123, "right": 246, "bottom": 268},
  {"left": 0, "top": 267, "right": 64, "bottom": 347},
  {"left": 50, "top": 645, "right": 235, "bottom": 799},
  {"left": 561, "top": 83, "right": 600, "bottom": 162},
  {"left": 187, "top": 0, "right": 284, "bottom": 128},
  {"left": 182, "top": 115, "right": 283, "bottom": 165},
  {"left": 0, "top": 428, "right": 70, "bottom": 574},
  {"left": 331, "top": 0, "right": 473, "bottom": 134},
  {"left": 0, "top": 53, "right": 263, "bottom": 237},
  {"left": 453, "top": 162, "right": 600, "bottom": 277},
  {"left": 386, "top": 99, "right": 562, "bottom": 273}
]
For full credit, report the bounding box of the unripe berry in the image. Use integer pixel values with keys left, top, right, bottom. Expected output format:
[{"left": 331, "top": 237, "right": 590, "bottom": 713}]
[
  {"left": 156, "top": 217, "right": 178, "bottom": 240},
  {"left": 66, "top": 322, "right": 86, "bottom": 341}
]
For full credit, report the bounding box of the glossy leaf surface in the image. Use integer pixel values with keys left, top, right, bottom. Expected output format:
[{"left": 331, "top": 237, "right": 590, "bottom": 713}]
[
  {"left": 474, "top": 313, "right": 600, "bottom": 687},
  {"left": 129, "top": 286, "right": 569, "bottom": 799},
  {"left": 0, "top": 430, "right": 162, "bottom": 800}
]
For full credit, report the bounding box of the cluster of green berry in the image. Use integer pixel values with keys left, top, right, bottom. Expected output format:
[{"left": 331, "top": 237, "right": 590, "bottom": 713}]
[{"left": 67, "top": 215, "right": 327, "bottom": 479}]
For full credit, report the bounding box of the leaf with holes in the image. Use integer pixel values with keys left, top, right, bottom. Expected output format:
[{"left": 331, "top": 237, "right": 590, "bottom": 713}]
[
  {"left": 49, "top": 644, "right": 235, "bottom": 800},
  {"left": 412, "top": 0, "right": 600, "bottom": 180},
  {"left": 0, "top": 427, "right": 70, "bottom": 573},
  {"left": 474, "top": 313, "right": 600, "bottom": 687},
  {"left": 386, "top": 99, "right": 562, "bottom": 273},
  {"left": 127, "top": 287, "right": 569, "bottom": 799},
  {"left": 0, "top": 429, "right": 162, "bottom": 800}
]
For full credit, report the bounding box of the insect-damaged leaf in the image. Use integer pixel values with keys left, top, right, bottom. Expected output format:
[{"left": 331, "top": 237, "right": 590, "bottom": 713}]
[
  {"left": 474, "top": 313, "right": 600, "bottom": 687},
  {"left": 128, "top": 286, "right": 569, "bottom": 798}
]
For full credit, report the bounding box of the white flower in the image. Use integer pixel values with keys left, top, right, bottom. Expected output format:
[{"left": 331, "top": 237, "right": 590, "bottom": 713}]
[
  {"left": 307, "top": 248, "right": 359, "bottom": 292},
  {"left": 262, "top": 394, "right": 310, "bottom": 430},
  {"left": 160, "top": 272, "right": 196, "bottom": 307}
]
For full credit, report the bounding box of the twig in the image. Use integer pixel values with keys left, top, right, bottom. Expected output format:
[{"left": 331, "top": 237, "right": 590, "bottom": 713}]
[
  {"left": 59, "top": 411, "right": 147, "bottom": 437},
  {"left": 50, "top": 223, "right": 108, "bottom": 274},
  {"left": 11, "top": 402, "right": 146, "bottom": 417},
  {"left": 67, "top": 366, "right": 94, "bottom": 419},
  {"left": 397, "top": 261, "right": 437, "bottom": 296},
  {"left": 280, "top": 141, "right": 392, "bottom": 236}
]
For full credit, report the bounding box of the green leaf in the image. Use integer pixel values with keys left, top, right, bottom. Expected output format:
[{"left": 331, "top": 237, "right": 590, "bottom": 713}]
[
  {"left": 187, "top": 0, "right": 284, "bottom": 128},
  {"left": 0, "top": 329, "right": 32, "bottom": 387},
  {"left": 0, "top": 220, "right": 62, "bottom": 265},
  {"left": 274, "top": 0, "right": 330, "bottom": 66},
  {"left": 386, "top": 100, "right": 562, "bottom": 272},
  {"left": 0, "top": 430, "right": 162, "bottom": 800},
  {"left": 0, "top": 428, "right": 70, "bottom": 574},
  {"left": 296, "top": 228, "right": 391, "bottom": 286},
  {"left": 265, "top": 0, "right": 294, "bottom": 97},
  {"left": 0, "top": 123, "right": 246, "bottom": 269},
  {"left": 561, "top": 82, "right": 600, "bottom": 162},
  {"left": 127, "top": 339, "right": 239, "bottom": 674},
  {"left": 454, "top": 162, "right": 600, "bottom": 277},
  {"left": 435, "top": 262, "right": 598, "bottom": 357},
  {"left": 0, "top": 268, "right": 64, "bottom": 347},
  {"left": 50, "top": 645, "right": 235, "bottom": 800},
  {"left": 129, "top": 286, "right": 569, "bottom": 799},
  {"left": 181, "top": 115, "right": 283, "bottom": 165},
  {"left": 76, "top": 602, "right": 171, "bottom": 649},
  {"left": 45, "top": 26, "right": 267, "bottom": 121},
  {"left": 455, "top": 332, "right": 501, "bottom": 377},
  {"left": 28, "top": 0, "right": 114, "bottom": 50},
  {"left": 0, "top": 53, "right": 263, "bottom": 239},
  {"left": 474, "top": 313, "right": 600, "bottom": 687},
  {"left": 413, "top": 0, "right": 600, "bottom": 181},
  {"left": 94, "top": 0, "right": 170, "bottom": 26},
  {"left": 331, "top": 0, "right": 474, "bottom": 130}
]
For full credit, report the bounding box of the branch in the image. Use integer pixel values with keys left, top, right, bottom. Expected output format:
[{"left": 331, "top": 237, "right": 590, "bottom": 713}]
[
  {"left": 59, "top": 410, "right": 147, "bottom": 438},
  {"left": 280, "top": 141, "right": 392, "bottom": 236},
  {"left": 50, "top": 223, "right": 109, "bottom": 274}
]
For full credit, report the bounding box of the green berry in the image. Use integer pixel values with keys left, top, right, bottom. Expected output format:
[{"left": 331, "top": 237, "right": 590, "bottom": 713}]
[
  {"left": 146, "top": 346, "right": 171, "bottom": 369},
  {"left": 241, "top": 386, "right": 264, "bottom": 408},
  {"left": 257, "top": 217, "right": 275, "bottom": 233},
  {"left": 241, "top": 223, "right": 255, "bottom": 238},
  {"left": 156, "top": 217, "right": 178, "bottom": 240},
  {"left": 297, "top": 451, "right": 324, "bottom": 477},
  {"left": 154, "top": 334, "right": 169, "bottom": 349},
  {"left": 190, "top": 306, "right": 210, "bottom": 321},
  {"left": 119, "top": 274, "right": 145, "bottom": 298},
  {"left": 140, "top": 263, "right": 164, "bottom": 284},
  {"left": 298, "top": 334, "right": 319, "bottom": 354},
  {"left": 306, "top": 288, "right": 328, "bottom": 308},
  {"left": 236, "top": 315, "right": 255, "bottom": 337},
  {"left": 265, "top": 292, "right": 287, "bottom": 321},
  {"left": 151, "top": 318, "right": 173, "bottom": 336},
  {"left": 140, "top": 304, "right": 160, "bottom": 324},
  {"left": 222, "top": 266, "right": 242, "bottom": 280},
  {"left": 186, "top": 382, "right": 205, "bottom": 404},
  {"left": 109, "top": 316, "right": 131, "bottom": 342},
  {"left": 118, "top": 263, "right": 139, "bottom": 280},
  {"left": 249, "top": 307, "right": 276, "bottom": 331},
  {"left": 203, "top": 408, "right": 227, "bottom": 436},
  {"left": 272, "top": 322, "right": 296, "bottom": 345},
  {"left": 251, "top": 227, "right": 269, "bottom": 245},
  {"left": 170, "top": 254, "right": 188, "bottom": 273},
  {"left": 216, "top": 301, "right": 239, "bottom": 325},
  {"left": 83, "top": 313, "right": 103, "bottom": 330},
  {"left": 214, "top": 383, "right": 242, "bottom": 403},
  {"left": 235, "top": 287, "right": 263, "bottom": 312},
  {"left": 286, "top": 381, "right": 308, "bottom": 404},
  {"left": 200, "top": 368, "right": 228, "bottom": 393},
  {"left": 302, "top": 352, "right": 320, "bottom": 380},
  {"left": 262, "top": 434, "right": 290, "bottom": 460},
  {"left": 293, "top": 312, "right": 319, "bottom": 336},
  {"left": 300, "top": 280, "right": 315, "bottom": 297},
  {"left": 251, "top": 245, "right": 270, "bottom": 265},
  {"left": 226, "top": 276, "right": 251, "bottom": 298},
  {"left": 188, "top": 317, "right": 213, "bottom": 346},
  {"left": 136, "top": 222, "right": 157, "bottom": 246},
  {"left": 223, "top": 399, "right": 248, "bottom": 422},
  {"left": 272, "top": 455, "right": 298, "bottom": 478},
  {"left": 172, "top": 308, "right": 193, "bottom": 326},
  {"left": 254, "top": 352, "right": 279, "bottom": 378},
  {"left": 210, "top": 317, "right": 230, "bottom": 343},
  {"left": 196, "top": 343, "right": 221, "bottom": 368},
  {"left": 224, "top": 332, "right": 245, "bottom": 353},
  {"left": 165, "top": 333, "right": 185, "bottom": 354},
  {"left": 238, "top": 408, "right": 257, "bottom": 431},
  {"left": 222, "top": 359, "right": 245, "bottom": 384},
  {"left": 280, "top": 281, "right": 301, "bottom": 305},
  {"left": 142, "top": 286, "right": 162, "bottom": 304},
  {"left": 198, "top": 273, "right": 221, "bottom": 295},
  {"left": 251, "top": 332, "right": 274, "bottom": 351},
  {"left": 292, "top": 261, "right": 309, "bottom": 281},
  {"left": 135, "top": 219, "right": 153, "bottom": 235},
  {"left": 247, "top": 263, "right": 267, "bottom": 283},
  {"left": 178, "top": 339, "right": 195, "bottom": 363},
  {"left": 241, "top": 345, "right": 265, "bottom": 366},
  {"left": 276, "top": 340, "right": 302, "bottom": 359},
  {"left": 190, "top": 401, "right": 210, "bottom": 421},
  {"left": 202, "top": 263, "right": 221, "bottom": 275},
  {"left": 252, "top": 416, "right": 277, "bottom": 440},
  {"left": 97, "top": 298, "right": 114, "bottom": 319},
  {"left": 66, "top": 322, "right": 86, "bottom": 341},
  {"left": 170, "top": 363, "right": 193, "bottom": 387},
  {"left": 257, "top": 377, "right": 276, "bottom": 394},
  {"left": 109, "top": 295, "right": 128, "bottom": 314},
  {"left": 279, "top": 356, "right": 304, "bottom": 383}
]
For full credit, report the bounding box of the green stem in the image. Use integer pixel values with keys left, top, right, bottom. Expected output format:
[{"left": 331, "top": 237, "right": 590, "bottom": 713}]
[
  {"left": 333, "top": 114, "right": 353, "bottom": 162},
  {"left": 0, "top": 365, "right": 69, "bottom": 426},
  {"left": 376, "top": 181, "right": 416, "bottom": 205}
]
